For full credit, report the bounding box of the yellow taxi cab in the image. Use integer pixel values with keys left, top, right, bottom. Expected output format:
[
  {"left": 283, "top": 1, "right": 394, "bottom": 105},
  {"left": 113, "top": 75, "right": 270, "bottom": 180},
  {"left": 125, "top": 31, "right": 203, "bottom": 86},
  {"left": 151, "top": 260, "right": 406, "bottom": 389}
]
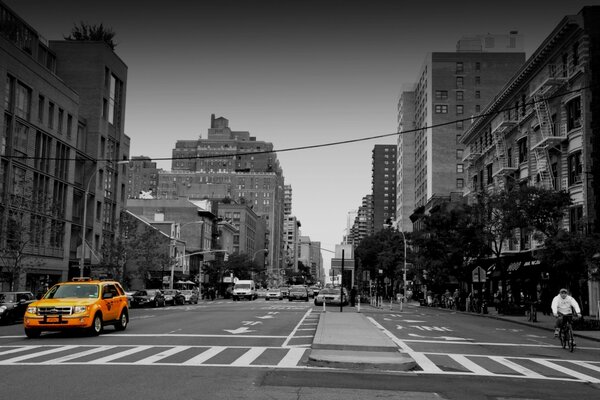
[{"left": 23, "top": 277, "right": 129, "bottom": 338}]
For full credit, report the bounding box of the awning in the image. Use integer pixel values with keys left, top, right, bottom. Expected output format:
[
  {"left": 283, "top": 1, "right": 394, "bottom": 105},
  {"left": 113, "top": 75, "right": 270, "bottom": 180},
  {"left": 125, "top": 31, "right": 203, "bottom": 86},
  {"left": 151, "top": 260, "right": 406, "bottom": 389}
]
[{"left": 507, "top": 262, "right": 522, "bottom": 272}]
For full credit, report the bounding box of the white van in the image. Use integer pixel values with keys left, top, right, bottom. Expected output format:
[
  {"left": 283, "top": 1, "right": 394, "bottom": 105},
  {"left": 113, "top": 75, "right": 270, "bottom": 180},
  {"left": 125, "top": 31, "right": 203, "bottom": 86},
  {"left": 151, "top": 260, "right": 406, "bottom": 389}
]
[{"left": 232, "top": 280, "right": 257, "bottom": 301}]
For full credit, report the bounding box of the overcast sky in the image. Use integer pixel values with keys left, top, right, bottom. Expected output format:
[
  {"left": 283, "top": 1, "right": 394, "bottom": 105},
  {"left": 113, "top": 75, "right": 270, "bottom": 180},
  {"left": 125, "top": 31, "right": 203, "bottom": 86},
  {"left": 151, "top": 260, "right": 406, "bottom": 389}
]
[{"left": 5, "top": 0, "right": 599, "bottom": 269}]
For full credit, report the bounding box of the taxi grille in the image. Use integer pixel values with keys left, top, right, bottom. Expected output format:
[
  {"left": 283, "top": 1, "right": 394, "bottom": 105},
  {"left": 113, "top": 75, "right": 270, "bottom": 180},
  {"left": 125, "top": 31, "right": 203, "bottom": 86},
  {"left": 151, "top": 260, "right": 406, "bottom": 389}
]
[{"left": 37, "top": 306, "right": 73, "bottom": 316}]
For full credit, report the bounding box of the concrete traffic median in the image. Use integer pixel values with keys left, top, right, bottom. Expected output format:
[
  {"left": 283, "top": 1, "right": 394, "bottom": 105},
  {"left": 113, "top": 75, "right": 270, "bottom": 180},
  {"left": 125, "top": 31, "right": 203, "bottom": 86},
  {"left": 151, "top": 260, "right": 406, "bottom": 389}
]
[{"left": 308, "top": 310, "right": 416, "bottom": 371}]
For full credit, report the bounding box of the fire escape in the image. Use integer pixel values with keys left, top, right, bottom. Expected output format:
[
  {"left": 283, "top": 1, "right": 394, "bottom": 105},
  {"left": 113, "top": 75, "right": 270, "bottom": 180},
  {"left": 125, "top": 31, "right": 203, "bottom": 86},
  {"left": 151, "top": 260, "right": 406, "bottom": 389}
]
[
  {"left": 491, "top": 111, "right": 518, "bottom": 191},
  {"left": 530, "top": 64, "right": 568, "bottom": 190}
]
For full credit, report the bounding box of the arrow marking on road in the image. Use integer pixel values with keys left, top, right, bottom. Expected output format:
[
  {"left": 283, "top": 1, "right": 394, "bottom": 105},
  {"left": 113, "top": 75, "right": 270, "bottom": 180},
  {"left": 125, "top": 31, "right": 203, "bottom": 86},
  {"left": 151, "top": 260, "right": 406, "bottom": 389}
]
[
  {"left": 224, "top": 327, "right": 256, "bottom": 334},
  {"left": 242, "top": 321, "right": 262, "bottom": 326},
  {"left": 408, "top": 333, "right": 472, "bottom": 341},
  {"left": 256, "top": 315, "right": 274, "bottom": 319},
  {"left": 402, "top": 320, "right": 426, "bottom": 323}
]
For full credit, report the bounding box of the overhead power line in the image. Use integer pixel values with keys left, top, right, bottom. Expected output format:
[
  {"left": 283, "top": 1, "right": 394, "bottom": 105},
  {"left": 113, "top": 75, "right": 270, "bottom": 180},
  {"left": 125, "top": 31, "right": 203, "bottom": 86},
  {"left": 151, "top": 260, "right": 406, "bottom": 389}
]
[{"left": 2, "top": 85, "right": 590, "bottom": 164}]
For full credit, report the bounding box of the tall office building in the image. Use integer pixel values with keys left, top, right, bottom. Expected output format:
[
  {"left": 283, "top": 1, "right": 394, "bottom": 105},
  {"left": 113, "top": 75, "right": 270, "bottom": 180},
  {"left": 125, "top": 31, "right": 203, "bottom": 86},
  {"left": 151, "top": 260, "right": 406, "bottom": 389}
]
[
  {"left": 397, "top": 32, "right": 526, "bottom": 228},
  {"left": 164, "top": 115, "right": 285, "bottom": 276},
  {"left": 0, "top": 1, "right": 130, "bottom": 291},
  {"left": 372, "top": 144, "right": 396, "bottom": 232},
  {"left": 396, "top": 91, "right": 416, "bottom": 232},
  {"left": 127, "top": 156, "right": 159, "bottom": 199}
]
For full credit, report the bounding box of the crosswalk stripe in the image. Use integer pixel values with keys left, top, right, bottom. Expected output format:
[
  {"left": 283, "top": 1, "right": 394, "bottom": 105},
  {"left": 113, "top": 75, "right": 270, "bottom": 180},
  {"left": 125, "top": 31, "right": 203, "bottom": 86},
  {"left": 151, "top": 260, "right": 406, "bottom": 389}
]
[
  {"left": 88, "top": 346, "right": 152, "bottom": 363},
  {"left": 489, "top": 356, "right": 545, "bottom": 379},
  {"left": 571, "top": 360, "right": 600, "bottom": 374},
  {"left": 410, "top": 352, "right": 442, "bottom": 373},
  {"left": 0, "top": 345, "right": 76, "bottom": 363},
  {"left": 0, "top": 346, "right": 41, "bottom": 356},
  {"left": 531, "top": 359, "right": 600, "bottom": 383},
  {"left": 230, "top": 347, "right": 266, "bottom": 366},
  {"left": 448, "top": 355, "right": 493, "bottom": 375},
  {"left": 277, "top": 348, "right": 306, "bottom": 367},
  {"left": 42, "top": 346, "right": 114, "bottom": 364},
  {"left": 182, "top": 346, "right": 226, "bottom": 365},
  {"left": 133, "top": 346, "right": 191, "bottom": 364}
]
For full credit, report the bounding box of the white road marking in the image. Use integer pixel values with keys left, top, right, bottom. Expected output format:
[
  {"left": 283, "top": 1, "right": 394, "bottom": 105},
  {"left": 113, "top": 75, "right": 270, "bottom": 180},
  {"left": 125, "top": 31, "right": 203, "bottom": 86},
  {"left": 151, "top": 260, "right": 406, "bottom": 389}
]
[
  {"left": 182, "top": 346, "right": 226, "bottom": 365},
  {"left": 277, "top": 348, "right": 306, "bottom": 367},
  {"left": 449, "top": 354, "right": 494, "bottom": 375},
  {"left": 42, "top": 346, "right": 114, "bottom": 363},
  {"left": 230, "top": 347, "right": 266, "bottom": 366},
  {"left": 133, "top": 346, "right": 191, "bottom": 364},
  {"left": 281, "top": 308, "right": 314, "bottom": 348},
  {"left": 531, "top": 359, "right": 600, "bottom": 383},
  {"left": 88, "top": 346, "right": 152, "bottom": 363},
  {"left": 488, "top": 356, "right": 546, "bottom": 379},
  {"left": 0, "top": 345, "right": 77, "bottom": 363}
]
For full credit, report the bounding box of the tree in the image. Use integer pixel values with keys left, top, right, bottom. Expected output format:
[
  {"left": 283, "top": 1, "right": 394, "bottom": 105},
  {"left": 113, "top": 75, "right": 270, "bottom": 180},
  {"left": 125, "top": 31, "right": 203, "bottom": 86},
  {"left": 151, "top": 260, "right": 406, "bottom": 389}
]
[
  {"left": 412, "top": 201, "right": 489, "bottom": 292},
  {"left": 64, "top": 22, "right": 117, "bottom": 50},
  {"left": 0, "top": 188, "right": 63, "bottom": 291}
]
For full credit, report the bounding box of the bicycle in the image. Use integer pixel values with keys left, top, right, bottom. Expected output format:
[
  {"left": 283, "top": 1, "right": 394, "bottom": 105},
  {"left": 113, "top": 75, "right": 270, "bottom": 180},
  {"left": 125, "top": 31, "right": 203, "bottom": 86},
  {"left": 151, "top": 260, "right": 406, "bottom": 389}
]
[{"left": 557, "top": 313, "right": 576, "bottom": 352}]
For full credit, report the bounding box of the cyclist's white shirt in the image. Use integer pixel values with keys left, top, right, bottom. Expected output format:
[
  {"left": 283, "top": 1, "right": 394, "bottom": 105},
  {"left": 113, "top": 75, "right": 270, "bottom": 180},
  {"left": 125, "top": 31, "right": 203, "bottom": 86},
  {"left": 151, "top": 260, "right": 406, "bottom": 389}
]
[{"left": 551, "top": 294, "right": 581, "bottom": 316}]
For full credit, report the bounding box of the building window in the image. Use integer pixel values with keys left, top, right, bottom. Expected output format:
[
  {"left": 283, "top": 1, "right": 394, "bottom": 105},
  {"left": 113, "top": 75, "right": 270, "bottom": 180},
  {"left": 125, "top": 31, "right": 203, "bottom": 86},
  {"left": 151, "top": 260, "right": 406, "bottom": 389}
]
[
  {"left": 57, "top": 108, "right": 64, "bottom": 134},
  {"left": 566, "top": 97, "right": 582, "bottom": 130},
  {"left": 457, "top": 178, "right": 464, "bottom": 189},
  {"left": 4, "top": 75, "right": 15, "bottom": 111},
  {"left": 456, "top": 135, "right": 462, "bottom": 145},
  {"left": 48, "top": 102, "right": 55, "bottom": 129},
  {"left": 38, "top": 95, "right": 45, "bottom": 123},
  {"left": 475, "top": 90, "right": 481, "bottom": 99},
  {"left": 456, "top": 62, "right": 464, "bottom": 73},
  {"left": 456, "top": 121, "right": 464, "bottom": 130},
  {"left": 475, "top": 105, "right": 481, "bottom": 113},
  {"left": 456, "top": 105, "right": 464, "bottom": 115},
  {"left": 475, "top": 76, "right": 481, "bottom": 85},
  {"left": 457, "top": 164, "right": 464, "bottom": 173},
  {"left": 15, "top": 82, "right": 31, "bottom": 120},
  {"left": 435, "top": 90, "right": 448, "bottom": 100},
  {"left": 66, "top": 114, "right": 73, "bottom": 139},
  {"left": 435, "top": 104, "right": 448, "bottom": 114},
  {"left": 568, "top": 151, "right": 582, "bottom": 185},
  {"left": 456, "top": 77, "right": 464, "bottom": 88},
  {"left": 456, "top": 91, "right": 464, "bottom": 101},
  {"left": 475, "top": 62, "right": 481, "bottom": 71},
  {"left": 573, "top": 42, "right": 579, "bottom": 67},
  {"left": 457, "top": 149, "right": 463, "bottom": 159},
  {"left": 518, "top": 138, "right": 528, "bottom": 163},
  {"left": 13, "top": 121, "right": 29, "bottom": 157},
  {"left": 486, "top": 164, "right": 493, "bottom": 184}
]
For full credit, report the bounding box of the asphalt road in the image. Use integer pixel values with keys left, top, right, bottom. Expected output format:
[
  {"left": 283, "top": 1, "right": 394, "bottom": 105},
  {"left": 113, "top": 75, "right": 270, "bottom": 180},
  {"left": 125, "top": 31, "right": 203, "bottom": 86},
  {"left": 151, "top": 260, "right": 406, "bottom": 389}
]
[{"left": 1, "top": 298, "right": 599, "bottom": 399}]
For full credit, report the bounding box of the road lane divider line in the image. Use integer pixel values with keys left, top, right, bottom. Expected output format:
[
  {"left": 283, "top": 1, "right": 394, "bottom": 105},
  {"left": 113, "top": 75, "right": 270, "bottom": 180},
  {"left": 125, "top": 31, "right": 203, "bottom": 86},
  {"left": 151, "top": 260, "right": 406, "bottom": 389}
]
[
  {"left": 530, "top": 359, "right": 600, "bottom": 383},
  {"left": 489, "top": 356, "right": 545, "bottom": 379},
  {"left": 448, "top": 354, "right": 494, "bottom": 375},
  {"left": 133, "top": 346, "right": 192, "bottom": 364},
  {"left": 281, "top": 308, "right": 313, "bottom": 348},
  {"left": 0, "top": 345, "right": 77, "bottom": 363},
  {"left": 42, "top": 346, "right": 114, "bottom": 364},
  {"left": 88, "top": 346, "right": 152, "bottom": 364},
  {"left": 182, "top": 346, "right": 226, "bottom": 365},
  {"left": 277, "top": 348, "right": 306, "bottom": 367},
  {"left": 230, "top": 347, "right": 267, "bottom": 366}
]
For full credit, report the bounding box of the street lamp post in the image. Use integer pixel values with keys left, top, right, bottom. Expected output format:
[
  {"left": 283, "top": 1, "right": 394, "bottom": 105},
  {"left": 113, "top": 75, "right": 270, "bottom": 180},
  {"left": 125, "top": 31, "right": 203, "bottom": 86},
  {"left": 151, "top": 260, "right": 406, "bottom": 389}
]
[
  {"left": 79, "top": 160, "right": 128, "bottom": 278},
  {"left": 399, "top": 230, "right": 407, "bottom": 311}
]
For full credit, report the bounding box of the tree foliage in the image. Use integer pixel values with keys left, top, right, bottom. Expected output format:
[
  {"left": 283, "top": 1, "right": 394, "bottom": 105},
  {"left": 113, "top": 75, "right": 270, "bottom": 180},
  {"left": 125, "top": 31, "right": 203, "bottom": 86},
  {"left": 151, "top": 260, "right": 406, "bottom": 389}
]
[
  {"left": 355, "top": 228, "right": 408, "bottom": 290},
  {"left": 64, "top": 22, "right": 117, "bottom": 50}
]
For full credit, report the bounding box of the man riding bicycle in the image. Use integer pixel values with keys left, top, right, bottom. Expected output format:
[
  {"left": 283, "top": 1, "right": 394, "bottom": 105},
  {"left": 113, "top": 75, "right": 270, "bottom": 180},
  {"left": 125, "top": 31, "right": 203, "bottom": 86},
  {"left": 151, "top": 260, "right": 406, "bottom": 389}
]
[{"left": 551, "top": 288, "right": 581, "bottom": 337}]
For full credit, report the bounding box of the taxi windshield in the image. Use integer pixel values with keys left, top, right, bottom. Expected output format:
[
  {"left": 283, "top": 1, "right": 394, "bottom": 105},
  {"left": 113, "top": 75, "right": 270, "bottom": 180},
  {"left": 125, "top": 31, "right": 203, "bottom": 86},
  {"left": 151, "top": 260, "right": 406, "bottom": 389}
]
[{"left": 45, "top": 284, "right": 99, "bottom": 299}]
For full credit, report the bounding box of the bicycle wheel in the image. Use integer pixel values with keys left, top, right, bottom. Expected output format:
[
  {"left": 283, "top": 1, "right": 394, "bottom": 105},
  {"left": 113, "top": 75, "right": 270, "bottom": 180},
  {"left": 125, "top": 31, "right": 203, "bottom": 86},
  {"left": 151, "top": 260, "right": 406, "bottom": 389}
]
[
  {"left": 559, "top": 328, "right": 566, "bottom": 349},
  {"left": 567, "top": 326, "right": 574, "bottom": 352}
]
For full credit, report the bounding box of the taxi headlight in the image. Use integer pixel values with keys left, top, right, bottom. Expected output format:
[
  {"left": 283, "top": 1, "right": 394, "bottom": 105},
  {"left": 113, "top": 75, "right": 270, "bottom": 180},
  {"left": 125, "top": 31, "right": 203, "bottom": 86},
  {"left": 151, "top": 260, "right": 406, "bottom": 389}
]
[
  {"left": 73, "top": 306, "right": 87, "bottom": 314},
  {"left": 27, "top": 306, "right": 37, "bottom": 314},
  {"left": 0, "top": 305, "right": 7, "bottom": 313}
]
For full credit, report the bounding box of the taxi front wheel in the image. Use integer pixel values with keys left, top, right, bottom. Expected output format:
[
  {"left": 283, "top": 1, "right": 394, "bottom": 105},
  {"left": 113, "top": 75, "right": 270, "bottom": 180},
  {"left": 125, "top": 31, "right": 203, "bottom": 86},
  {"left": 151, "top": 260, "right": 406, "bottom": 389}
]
[
  {"left": 115, "top": 310, "right": 128, "bottom": 331},
  {"left": 25, "top": 328, "right": 41, "bottom": 338},
  {"left": 89, "top": 313, "right": 103, "bottom": 336}
]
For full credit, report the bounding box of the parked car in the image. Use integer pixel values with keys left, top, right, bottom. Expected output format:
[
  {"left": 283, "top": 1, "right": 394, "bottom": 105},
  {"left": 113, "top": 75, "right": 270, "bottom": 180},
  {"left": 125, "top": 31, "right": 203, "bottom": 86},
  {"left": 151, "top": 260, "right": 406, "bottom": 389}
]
[
  {"left": 23, "top": 277, "right": 129, "bottom": 338},
  {"left": 265, "top": 288, "right": 283, "bottom": 301},
  {"left": 288, "top": 285, "right": 309, "bottom": 302},
  {"left": 131, "top": 289, "right": 165, "bottom": 308},
  {"left": 162, "top": 289, "right": 185, "bottom": 306},
  {"left": 314, "top": 287, "right": 348, "bottom": 306},
  {"left": 256, "top": 288, "right": 268, "bottom": 298},
  {"left": 180, "top": 289, "right": 199, "bottom": 304},
  {"left": 0, "top": 291, "right": 35, "bottom": 324},
  {"left": 125, "top": 291, "right": 136, "bottom": 308}
]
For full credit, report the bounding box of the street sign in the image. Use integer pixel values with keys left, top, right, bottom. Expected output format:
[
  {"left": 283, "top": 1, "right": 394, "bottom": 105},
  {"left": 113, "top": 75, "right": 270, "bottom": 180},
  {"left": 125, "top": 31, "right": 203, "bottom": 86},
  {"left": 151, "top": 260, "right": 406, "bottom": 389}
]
[{"left": 472, "top": 266, "right": 486, "bottom": 283}]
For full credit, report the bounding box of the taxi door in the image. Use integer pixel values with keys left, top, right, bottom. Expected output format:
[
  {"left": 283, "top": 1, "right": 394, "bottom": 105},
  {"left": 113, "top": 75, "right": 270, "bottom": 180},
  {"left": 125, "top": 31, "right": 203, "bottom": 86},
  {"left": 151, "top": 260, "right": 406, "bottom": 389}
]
[{"left": 99, "top": 284, "right": 120, "bottom": 322}]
